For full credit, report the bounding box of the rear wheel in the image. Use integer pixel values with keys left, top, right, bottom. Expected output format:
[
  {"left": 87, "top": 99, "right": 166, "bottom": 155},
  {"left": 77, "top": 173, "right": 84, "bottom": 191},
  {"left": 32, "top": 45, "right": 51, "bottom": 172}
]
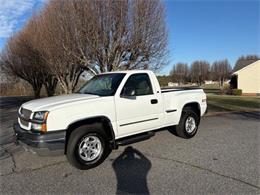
[
  {"left": 66, "top": 123, "right": 111, "bottom": 170},
  {"left": 176, "top": 108, "right": 200, "bottom": 138}
]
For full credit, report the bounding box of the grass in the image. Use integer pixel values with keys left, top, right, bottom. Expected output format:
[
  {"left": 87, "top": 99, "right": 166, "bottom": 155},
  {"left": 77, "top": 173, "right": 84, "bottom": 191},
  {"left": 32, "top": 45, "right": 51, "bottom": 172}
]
[
  {"left": 201, "top": 83, "right": 221, "bottom": 89},
  {"left": 201, "top": 84, "right": 227, "bottom": 95},
  {"left": 206, "top": 94, "right": 260, "bottom": 113}
]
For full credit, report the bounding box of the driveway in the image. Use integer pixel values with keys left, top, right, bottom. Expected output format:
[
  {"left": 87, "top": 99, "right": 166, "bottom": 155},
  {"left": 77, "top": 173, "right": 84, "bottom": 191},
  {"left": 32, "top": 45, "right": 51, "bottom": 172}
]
[{"left": 0, "top": 97, "right": 259, "bottom": 194}]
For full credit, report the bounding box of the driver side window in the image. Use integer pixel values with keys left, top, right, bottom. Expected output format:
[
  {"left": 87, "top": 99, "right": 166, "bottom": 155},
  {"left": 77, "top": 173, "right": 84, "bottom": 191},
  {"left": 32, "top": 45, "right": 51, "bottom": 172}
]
[{"left": 121, "top": 73, "right": 153, "bottom": 96}]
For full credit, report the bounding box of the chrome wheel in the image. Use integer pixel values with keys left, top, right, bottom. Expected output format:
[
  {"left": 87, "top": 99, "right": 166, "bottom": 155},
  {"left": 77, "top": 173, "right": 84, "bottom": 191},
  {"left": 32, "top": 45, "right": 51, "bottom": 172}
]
[
  {"left": 185, "top": 116, "right": 196, "bottom": 133},
  {"left": 78, "top": 135, "right": 102, "bottom": 161}
]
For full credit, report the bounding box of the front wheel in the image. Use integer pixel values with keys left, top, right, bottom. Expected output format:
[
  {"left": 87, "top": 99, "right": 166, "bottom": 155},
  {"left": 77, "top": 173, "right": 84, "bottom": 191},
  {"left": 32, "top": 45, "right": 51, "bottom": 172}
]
[
  {"left": 66, "top": 123, "right": 111, "bottom": 170},
  {"left": 176, "top": 109, "right": 200, "bottom": 139}
]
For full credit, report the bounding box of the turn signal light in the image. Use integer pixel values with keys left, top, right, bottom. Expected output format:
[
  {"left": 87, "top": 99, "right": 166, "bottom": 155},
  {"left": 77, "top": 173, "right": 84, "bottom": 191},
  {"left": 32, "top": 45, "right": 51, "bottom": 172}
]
[{"left": 31, "top": 123, "right": 47, "bottom": 133}]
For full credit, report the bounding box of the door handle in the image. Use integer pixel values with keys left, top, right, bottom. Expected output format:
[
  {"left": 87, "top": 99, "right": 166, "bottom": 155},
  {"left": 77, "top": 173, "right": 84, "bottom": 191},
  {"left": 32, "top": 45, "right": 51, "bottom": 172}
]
[{"left": 151, "top": 99, "right": 158, "bottom": 104}]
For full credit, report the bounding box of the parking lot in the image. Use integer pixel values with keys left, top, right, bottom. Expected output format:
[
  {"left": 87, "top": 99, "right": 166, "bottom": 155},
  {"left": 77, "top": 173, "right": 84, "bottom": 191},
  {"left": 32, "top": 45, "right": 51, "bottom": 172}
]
[{"left": 0, "top": 97, "right": 259, "bottom": 194}]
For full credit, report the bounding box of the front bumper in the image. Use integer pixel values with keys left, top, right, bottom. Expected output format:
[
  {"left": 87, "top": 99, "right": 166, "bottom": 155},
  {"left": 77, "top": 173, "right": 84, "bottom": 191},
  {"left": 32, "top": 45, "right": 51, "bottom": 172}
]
[
  {"left": 204, "top": 106, "right": 208, "bottom": 115},
  {"left": 13, "top": 123, "right": 66, "bottom": 156}
]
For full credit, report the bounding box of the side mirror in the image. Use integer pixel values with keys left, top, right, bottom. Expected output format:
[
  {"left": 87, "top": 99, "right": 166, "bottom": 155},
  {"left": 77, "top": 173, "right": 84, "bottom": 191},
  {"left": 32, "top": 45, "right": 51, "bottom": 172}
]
[{"left": 121, "top": 87, "right": 136, "bottom": 97}]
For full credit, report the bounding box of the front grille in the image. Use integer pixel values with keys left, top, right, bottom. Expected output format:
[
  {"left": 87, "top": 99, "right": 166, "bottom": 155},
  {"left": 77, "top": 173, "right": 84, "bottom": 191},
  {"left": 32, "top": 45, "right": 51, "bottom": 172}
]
[
  {"left": 19, "top": 107, "right": 32, "bottom": 128},
  {"left": 20, "top": 108, "right": 32, "bottom": 119},
  {"left": 20, "top": 118, "right": 29, "bottom": 127}
]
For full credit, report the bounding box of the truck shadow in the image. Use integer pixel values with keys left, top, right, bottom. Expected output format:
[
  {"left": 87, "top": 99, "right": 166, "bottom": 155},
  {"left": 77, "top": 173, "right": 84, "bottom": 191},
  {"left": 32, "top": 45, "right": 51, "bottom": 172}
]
[
  {"left": 167, "top": 126, "right": 178, "bottom": 136},
  {"left": 112, "top": 146, "right": 151, "bottom": 195}
]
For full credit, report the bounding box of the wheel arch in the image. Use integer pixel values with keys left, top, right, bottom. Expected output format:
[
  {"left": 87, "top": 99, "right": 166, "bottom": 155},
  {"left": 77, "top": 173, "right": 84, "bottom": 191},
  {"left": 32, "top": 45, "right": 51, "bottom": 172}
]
[
  {"left": 175, "top": 102, "right": 201, "bottom": 139},
  {"left": 64, "top": 116, "right": 116, "bottom": 154},
  {"left": 182, "top": 101, "right": 201, "bottom": 118}
]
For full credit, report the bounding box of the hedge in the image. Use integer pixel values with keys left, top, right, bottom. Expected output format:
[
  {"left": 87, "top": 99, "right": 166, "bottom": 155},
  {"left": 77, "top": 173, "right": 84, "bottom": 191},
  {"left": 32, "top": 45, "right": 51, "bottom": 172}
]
[{"left": 232, "top": 89, "right": 242, "bottom": 96}]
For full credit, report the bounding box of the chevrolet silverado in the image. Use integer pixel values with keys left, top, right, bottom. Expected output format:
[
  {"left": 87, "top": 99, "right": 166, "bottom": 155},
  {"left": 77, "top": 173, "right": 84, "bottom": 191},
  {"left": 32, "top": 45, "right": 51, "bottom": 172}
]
[{"left": 14, "top": 70, "right": 207, "bottom": 169}]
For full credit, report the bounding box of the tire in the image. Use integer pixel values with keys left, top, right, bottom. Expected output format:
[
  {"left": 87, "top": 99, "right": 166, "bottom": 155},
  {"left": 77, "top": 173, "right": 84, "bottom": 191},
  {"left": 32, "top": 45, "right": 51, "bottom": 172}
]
[
  {"left": 66, "top": 123, "right": 111, "bottom": 170},
  {"left": 176, "top": 108, "right": 200, "bottom": 139}
]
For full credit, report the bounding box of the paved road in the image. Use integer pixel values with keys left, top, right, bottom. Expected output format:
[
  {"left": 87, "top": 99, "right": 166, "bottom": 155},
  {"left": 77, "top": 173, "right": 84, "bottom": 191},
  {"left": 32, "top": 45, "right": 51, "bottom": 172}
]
[{"left": 0, "top": 97, "right": 259, "bottom": 194}]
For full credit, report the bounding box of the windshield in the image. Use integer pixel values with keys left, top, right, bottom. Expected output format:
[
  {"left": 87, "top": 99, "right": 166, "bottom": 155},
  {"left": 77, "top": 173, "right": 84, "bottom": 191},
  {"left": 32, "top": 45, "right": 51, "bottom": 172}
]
[{"left": 78, "top": 73, "right": 126, "bottom": 96}]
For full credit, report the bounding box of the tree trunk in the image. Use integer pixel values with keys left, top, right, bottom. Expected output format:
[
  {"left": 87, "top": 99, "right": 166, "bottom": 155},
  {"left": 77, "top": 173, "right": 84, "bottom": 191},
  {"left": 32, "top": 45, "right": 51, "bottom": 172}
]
[
  {"left": 44, "top": 83, "right": 56, "bottom": 96},
  {"left": 32, "top": 85, "right": 42, "bottom": 99},
  {"left": 58, "top": 79, "right": 73, "bottom": 94},
  {"left": 44, "top": 77, "right": 58, "bottom": 96},
  {"left": 220, "top": 77, "right": 224, "bottom": 86},
  {"left": 56, "top": 69, "right": 83, "bottom": 94}
]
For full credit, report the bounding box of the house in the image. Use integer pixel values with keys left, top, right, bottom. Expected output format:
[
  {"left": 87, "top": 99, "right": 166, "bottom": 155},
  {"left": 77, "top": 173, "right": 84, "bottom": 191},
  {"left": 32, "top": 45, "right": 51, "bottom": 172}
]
[
  {"left": 231, "top": 60, "right": 260, "bottom": 95},
  {"left": 168, "top": 82, "right": 179, "bottom": 87},
  {"left": 224, "top": 80, "right": 230, "bottom": 84},
  {"left": 204, "top": 80, "right": 213, "bottom": 84}
]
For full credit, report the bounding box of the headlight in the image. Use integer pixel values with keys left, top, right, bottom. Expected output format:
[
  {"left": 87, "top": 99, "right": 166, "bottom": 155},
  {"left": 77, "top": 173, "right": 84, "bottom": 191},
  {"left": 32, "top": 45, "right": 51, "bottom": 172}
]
[
  {"left": 33, "top": 111, "right": 49, "bottom": 122},
  {"left": 32, "top": 111, "right": 48, "bottom": 132}
]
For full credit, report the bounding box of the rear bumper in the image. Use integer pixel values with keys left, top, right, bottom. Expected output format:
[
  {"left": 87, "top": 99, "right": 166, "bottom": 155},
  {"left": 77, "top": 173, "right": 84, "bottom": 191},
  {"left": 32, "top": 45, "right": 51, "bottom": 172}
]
[{"left": 13, "top": 123, "right": 66, "bottom": 156}]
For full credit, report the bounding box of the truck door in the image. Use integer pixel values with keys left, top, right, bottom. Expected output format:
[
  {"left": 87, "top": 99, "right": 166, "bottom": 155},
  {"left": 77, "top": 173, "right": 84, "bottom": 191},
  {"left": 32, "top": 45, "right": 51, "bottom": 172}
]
[{"left": 115, "top": 73, "right": 161, "bottom": 137}]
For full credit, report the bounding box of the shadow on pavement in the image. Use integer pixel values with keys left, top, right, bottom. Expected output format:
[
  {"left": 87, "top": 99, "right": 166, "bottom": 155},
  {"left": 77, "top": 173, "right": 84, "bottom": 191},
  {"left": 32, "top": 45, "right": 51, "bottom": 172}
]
[
  {"left": 167, "top": 126, "right": 179, "bottom": 137},
  {"left": 237, "top": 111, "right": 260, "bottom": 120},
  {"left": 112, "top": 146, "right": 151, "bottom": 195},
  {"left": 207, "top": 111, "right": 260, "bottom": 121}
]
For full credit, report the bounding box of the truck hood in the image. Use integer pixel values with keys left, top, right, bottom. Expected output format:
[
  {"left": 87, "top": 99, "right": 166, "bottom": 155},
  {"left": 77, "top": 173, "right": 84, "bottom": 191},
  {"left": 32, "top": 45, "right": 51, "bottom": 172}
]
[{"left": 22, "top": 93, "right": 100, "bottom": 111}]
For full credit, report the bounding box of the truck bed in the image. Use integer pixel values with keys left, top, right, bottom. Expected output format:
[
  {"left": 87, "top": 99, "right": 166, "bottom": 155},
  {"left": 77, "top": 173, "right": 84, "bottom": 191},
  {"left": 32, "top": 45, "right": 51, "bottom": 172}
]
[{"left": 161, "top": 87, "right": 202, "bottom": 93}]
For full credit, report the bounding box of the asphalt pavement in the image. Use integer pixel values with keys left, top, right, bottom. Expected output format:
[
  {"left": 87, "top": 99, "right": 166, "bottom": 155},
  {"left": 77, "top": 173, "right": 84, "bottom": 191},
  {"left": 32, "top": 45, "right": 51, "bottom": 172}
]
[{"left": 0, "top": 96, "right": 259, "bottom": 194}]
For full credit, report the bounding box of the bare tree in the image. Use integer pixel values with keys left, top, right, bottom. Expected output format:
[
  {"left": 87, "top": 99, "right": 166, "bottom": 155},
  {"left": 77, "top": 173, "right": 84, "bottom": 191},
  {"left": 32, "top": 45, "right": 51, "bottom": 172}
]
[
  {"left": 76, "top": 0, "right": 168, "bottom": 72},
  {"left": 2, "top": 0, "right": 168, "bottom": 95},
  {"left": 30, "top": 0, "right": 167, "bottom": 94},
  {"left": 190, "top": 60, "right": 210, "bottom": 85},
  {"left": 211, "top": 59, "right": 231, "bottom": 86},
  {"left": 170, "top": 63, "right": 189, "bottom": 84},
  {"left": 25, "top": 17, "right": 58, "bottom": 96},
  {"left": 1, "top": 18, "right": 58, "bottom": 97},
  {"left": 29, "top": 7, "right": 84, "bottom": 94},
  {"left": 1, "top": 32, "right": 45, "bottom": 98}
]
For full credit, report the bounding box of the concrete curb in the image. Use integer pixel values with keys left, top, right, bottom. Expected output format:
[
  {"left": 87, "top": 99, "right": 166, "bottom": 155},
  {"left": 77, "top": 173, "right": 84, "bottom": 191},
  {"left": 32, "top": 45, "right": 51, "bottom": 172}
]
[
  {"left": 205, "top": 110, "right": 260, "bottom": 117},
  {"left": 205, "top": 111, "right": 239, "bottom": 116}
]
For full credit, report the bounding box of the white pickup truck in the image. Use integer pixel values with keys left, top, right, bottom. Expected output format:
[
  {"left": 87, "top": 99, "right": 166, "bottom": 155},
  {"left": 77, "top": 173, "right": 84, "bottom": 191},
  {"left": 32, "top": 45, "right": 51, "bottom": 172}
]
[{"left": 14, "top": 70, "right": 207, "bottom": 169}]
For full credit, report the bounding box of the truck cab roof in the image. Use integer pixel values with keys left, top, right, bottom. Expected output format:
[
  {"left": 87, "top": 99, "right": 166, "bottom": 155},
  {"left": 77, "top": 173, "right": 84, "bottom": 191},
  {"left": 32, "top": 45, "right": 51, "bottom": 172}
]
[{"left": 99, "top": 70, "right": 154, "bottom": 75}]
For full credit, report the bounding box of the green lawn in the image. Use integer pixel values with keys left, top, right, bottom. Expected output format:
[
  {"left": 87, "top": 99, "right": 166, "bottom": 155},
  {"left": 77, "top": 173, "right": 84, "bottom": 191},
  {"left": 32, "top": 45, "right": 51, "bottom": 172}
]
[
  {"left": 201, "top": 83, "right": 221, "bottom": 89},
  {"left": 202, "top": 84, "right": 222, "bottom": 94},
  {"left": 206, "top": 94, "right": 260, "bottom": 113}
]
